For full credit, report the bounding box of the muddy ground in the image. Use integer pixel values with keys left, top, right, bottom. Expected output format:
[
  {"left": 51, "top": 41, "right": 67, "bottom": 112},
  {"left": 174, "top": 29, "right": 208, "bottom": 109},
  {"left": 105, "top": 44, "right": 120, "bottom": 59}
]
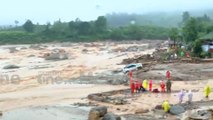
[{"left": 0, "top": 40, "right": 212, "bottom": 120}]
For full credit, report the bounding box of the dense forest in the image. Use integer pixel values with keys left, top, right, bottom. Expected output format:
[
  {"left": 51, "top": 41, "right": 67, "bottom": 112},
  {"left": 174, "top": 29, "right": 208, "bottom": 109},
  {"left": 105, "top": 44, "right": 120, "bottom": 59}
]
[
  {"left": 106, "top": 9, "right": 213, "bottom": 27},
  {"left": 0, "top": 10, "right": 213, "bottom": 45}
]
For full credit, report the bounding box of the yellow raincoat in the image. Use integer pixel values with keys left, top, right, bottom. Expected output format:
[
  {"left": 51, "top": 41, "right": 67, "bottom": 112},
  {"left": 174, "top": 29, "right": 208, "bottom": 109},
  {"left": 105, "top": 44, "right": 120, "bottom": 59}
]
[
  {"left": 143, "top": 79, "right": 148, "bottom": 90},
  {"left": 162, "top": 100, "right": 170, "bottom": 112},
  {"left": 204, "top": 84, "right": 211, "bottom": 97}
]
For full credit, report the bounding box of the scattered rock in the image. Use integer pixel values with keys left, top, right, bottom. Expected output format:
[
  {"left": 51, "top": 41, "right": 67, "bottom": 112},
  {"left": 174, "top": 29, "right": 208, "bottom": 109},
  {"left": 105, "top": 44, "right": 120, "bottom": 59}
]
[
  {"left": 88, "top": 94, "right": 104, "bottom": 102},
  {"left": 82, "top": 49, "right": 89, "bottom": 53},
  {"left": 135, "top": 108, "right": 149, "bottom": 114},
  {"left": 112, "top": 69, "right": 122, "bottom": 74},
  {"left": 126, "top": 46, "right": 138, "bottom": 52},
  {"left": 88, "top": 110, "right": 101, "bottom": 120},
  {"left": 84, "top": 43, "right": 91, "bottom": 47},
  {"left": 88, "top": 106, "right": 108, "bottom": 120},
  {"left": 155, "top": 105, "right": 162, "bottom": 110},
  {"left": 28, "top": 55, "right": 36, "bottom": 57},
  {"left": 198, "top": 110, "right": 208, "bottom": 116},
  {"left": 20, "top": 47, "right": 27, "bottom": 50},
  {"left": 43, "top": 48, "right": 68, "bottom": 60},
  {"left": 29, "top": 44, "right": 44, "bottom": 50},
  {"left": 8, "top": 47, "right": 18, "bottom": 53},
  {"left": 3, "top": 65, "right": 20, "bottom": 69},
  {"left": 188, "top": 109, "right": 211, "bottom": 120},
  {"left": 52, "top": 48, "right": 65, "bottom": 53},
  {"left": 121, "top": 109, "right": 128, "bottom": 112},
  {"left": 73, "top": 102, "right": 97, "bottom": 107},
  {"left": 170, "top": 105, "right": 185, "bottom": 115},
  {"left": 103, "top": 113, "right": 121, "bottom": 120},
  {"left": 61, "top": 42, "right": 73, "bottom": 47},
  {"left": 99, "top": 47, "right": 107, "bottom": 51},
  {"left": 84, "top": 43, "right": 102, "bottom": 48},
  {"left": 45, "top": 53, "right": 68, "bottom": 60},
  {"left": 29, "top": 65, "right": 52, "bottom": 69},
  {"left": 113, "top": 97, "right": 127, "bottom": 105}
]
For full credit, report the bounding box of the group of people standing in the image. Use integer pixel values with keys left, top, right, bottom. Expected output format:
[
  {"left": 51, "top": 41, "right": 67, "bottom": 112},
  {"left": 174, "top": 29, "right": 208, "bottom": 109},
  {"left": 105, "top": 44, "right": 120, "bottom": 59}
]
[
  {"left": 129, "top": 70, "right": 172, "bottom": 94},
  {"left": 128, "top": 70, "right": 212, "bottom": 113},
  {"left": 162, "top": 84, "right": 211, "bottom": 113}
]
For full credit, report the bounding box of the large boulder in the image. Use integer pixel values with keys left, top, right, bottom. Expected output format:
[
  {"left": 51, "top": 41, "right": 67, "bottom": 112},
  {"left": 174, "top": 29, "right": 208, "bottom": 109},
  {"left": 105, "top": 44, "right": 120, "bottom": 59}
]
[
  {"left": 188, "top": 109, "right": 211, "bottom": 120},
  {"left": 92, "top": 106, "right": 107, "bottom": 117},
  {"left": 88, "top": 106, "right": 108, "bottom": 120},
  {"left": 102, "top": 113, "right": 121, "bottom": 120},
  {"left": 170, "top": 105, "right": 185, "bottom": 115},
  {"left": 88, "top": 110, "right": 101, "bottom": 120},
  {"left": 3, "top": 65, "right": 20, "bottom": 69}
]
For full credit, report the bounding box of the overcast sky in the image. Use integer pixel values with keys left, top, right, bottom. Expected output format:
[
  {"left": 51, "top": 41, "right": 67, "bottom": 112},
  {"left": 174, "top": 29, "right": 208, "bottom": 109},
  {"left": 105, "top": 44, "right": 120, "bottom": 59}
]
[{"left": 0, "top": 0, "right": 213, "bottom": 25}]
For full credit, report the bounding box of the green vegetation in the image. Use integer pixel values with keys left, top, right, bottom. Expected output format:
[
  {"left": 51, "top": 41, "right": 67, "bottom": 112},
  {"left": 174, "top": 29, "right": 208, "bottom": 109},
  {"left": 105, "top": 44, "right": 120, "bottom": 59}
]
[
  {"left": 0, "top": 10, "right": 213, "bottom": 59},
  {"left": 0, "top": 16, "right": 171, "bottom": 44},
  {"left": 180, "top": 12, "right": 213, "bottom": 57},
  {"left": 0, "top": 31, "right": 37, "bottom": 44},
  {"left": 192, "top": 39, "right": 203, "bottom": 57},
  {"left": 23, "top": 20, "right": 34, "bottom": 32},
  {"left": 109, "top": 25, "right": 170, "bottom": 40}
]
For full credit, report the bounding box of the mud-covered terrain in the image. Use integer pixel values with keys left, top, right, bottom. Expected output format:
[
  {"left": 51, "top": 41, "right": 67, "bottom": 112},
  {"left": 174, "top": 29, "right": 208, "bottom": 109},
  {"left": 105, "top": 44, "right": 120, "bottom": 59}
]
[{"left": 0, "top": 40, "right": 212, "bottom": 120}]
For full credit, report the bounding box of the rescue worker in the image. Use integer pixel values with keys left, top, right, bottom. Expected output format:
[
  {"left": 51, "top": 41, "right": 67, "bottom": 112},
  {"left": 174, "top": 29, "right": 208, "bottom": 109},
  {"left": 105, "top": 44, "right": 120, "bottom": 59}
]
[
  {"left": 135, "top": 80, "right": 140, "bottom": 93},
  {"left": 130, "top": 77, "right": 133, "bottom": 89},
  {"left": 186, "top": 51, "right": 190, "bottom": 57},
  {"left": 129, "top": 70, "right": 133, "bottom": 78},
  {"left": 166, "top": 70, "right": 171, "bottom": 80},
  {"left": 162, "top": 100, "right": 170, "bottom": 113},
  {"left": 139, "top": 80, "right": 146, "bottom": 92},
  {"left": 166, "top": 80, "right": 172, "bottom": 93},
  {"left": 178, "top": 89, "right": 185, "bottom": 104},
  {"left": 149, "top": 80, "right": 153, "bottom": 92},
  {"left": 204, "top": 84, "right": 211, "bottom": 98},
  {"left": 180, "top": 51, "right": 185, "bottom": 57},
  {"left": 143, "top": 79, "right": 148, "bottom": 91},
  {"left": 138, "top": 80, "right": 142, "bottom": 92},
  {"left": 131, "top": 81, "right": 135, "bottom": 95},
  {"left": 160, "top": 80, "right": 166, "bottom": 92},
  {"left": 187, "top": 90, "right": 193, "bottom": 104}
]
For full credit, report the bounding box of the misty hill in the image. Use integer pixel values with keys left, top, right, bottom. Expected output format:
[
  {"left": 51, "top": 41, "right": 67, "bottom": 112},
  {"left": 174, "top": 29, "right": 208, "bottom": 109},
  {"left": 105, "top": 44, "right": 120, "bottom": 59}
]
[{"left": 106, "top": 9, "right": 213, "bottom": 28}]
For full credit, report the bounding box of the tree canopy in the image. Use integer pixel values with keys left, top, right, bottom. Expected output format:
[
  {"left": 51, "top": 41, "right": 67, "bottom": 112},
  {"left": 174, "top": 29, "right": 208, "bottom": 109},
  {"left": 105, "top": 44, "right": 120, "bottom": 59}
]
[
  {"left": 23, "top": 20, "right": 34, "bottom": 32},
  {"left": 0, "top": 12, "right": 212, "bottom": 47}
]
